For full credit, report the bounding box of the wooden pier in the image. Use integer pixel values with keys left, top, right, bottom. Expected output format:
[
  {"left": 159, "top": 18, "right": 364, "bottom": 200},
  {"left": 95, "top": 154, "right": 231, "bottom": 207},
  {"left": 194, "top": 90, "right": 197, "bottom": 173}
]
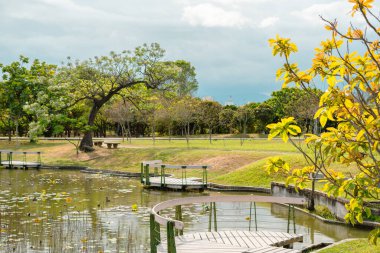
[
  {"left": 158, "top": 231, "right": 303, "bottom": 253},
  {"left": 150, "top": 195, "right": 306, "bottom": 253},
  {"left": 0, "top": 150, "right": 42, "bottom": 169},
  {"left": 141, "top": 160, "right": 209, "bottom": 190}
]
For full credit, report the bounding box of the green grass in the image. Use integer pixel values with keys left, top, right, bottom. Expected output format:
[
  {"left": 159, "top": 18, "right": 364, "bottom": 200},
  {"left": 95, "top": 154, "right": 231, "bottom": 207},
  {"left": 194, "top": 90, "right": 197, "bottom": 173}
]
[
  {"left": 0, "top": 138, "right": 361, "bottom": 188},
  {"left": 317, "top": 239, "right": 380, "bottom": 253},
  {"left": 211, "top": 154, "right": 306, "bottom": 187},
  {"left": 123, "top": 138, "right": 299, "bottom": 152}
]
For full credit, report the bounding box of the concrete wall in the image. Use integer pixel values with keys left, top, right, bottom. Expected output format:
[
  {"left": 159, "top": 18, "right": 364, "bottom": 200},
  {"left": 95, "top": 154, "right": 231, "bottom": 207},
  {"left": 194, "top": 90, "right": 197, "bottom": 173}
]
[{"left": 271, "top": 182, "right": 349, "bottom": 220}]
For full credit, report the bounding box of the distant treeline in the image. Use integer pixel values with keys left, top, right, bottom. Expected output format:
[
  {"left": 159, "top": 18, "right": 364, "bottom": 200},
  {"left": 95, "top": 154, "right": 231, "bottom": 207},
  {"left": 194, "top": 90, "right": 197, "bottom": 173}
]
[{"left": 0, "top": 50, "right": 321, "bottom": 143}]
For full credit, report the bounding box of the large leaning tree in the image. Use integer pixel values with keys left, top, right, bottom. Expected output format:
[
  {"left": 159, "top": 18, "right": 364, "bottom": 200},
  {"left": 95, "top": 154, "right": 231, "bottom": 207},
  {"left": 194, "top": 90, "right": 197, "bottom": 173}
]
[
  {"left": 53, "top": 43, "right": 197, "bottom": 150},
  {"left": 266, "top": 0, "right": 380, "bottom": 242}
]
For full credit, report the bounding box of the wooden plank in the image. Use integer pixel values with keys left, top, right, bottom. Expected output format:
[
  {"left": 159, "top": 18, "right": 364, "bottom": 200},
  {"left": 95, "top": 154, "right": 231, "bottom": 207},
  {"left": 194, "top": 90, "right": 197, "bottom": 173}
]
[
  {"left": 241, "top": 231, "right": 267, "bottom": 248},
  {"left": 223, "top": 230, "right": 240, "bottom": 246},
  {"left": 158, "top": 232, "right": 302, "bottom": 253}
]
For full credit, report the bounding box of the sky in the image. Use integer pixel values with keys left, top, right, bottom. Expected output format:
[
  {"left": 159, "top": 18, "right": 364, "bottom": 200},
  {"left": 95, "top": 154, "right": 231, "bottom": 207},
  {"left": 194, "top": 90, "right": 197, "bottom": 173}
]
[{"left": 0, "top": 0, "right": 375, "bottom": 105}]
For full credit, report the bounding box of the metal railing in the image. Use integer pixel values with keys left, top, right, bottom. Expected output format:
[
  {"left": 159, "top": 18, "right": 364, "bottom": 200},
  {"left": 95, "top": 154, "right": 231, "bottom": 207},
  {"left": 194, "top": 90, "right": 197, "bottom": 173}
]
[
  {"left": 0, "top": 150, "right": 42, "bottom": 169},
  {"left": 140, "top": 161, "right": 209, "bottom": 189}
]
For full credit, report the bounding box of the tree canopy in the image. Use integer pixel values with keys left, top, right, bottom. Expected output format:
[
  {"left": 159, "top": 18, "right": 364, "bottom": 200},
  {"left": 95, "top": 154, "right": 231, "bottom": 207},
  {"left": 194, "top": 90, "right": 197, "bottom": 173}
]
[{"left": 267, "top": 0, "right": 380, "bottom": 243}]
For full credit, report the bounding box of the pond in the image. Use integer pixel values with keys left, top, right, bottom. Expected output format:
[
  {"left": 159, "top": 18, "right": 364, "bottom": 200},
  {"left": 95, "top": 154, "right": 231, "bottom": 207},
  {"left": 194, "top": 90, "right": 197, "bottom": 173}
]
[{"left": 0, "top": 169, "right": 370, "bottom": 253}]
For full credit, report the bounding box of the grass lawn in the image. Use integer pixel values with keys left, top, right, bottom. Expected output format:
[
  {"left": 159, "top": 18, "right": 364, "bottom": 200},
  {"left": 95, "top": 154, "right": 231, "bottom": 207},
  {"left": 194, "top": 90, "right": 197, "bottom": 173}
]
[
  {"left": 317, "top": 239, "right": 380, "bottom": 253},
  {"left": 0, "top": 138, "right": 358, "bottom": 188}
]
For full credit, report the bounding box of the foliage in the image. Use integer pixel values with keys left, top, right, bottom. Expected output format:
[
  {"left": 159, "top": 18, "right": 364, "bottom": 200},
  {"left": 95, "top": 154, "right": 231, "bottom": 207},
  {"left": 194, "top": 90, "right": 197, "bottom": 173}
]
[
  {"left": 197, "top": 100, "right": 223, "bottom": 143},
  {"left": 0, "top": 56, "right": 57, "bottom": 141},
  {"left": 267, "top": 0, "right": 380, "bottom": 243},
  {"left": 317, "top": 239, "right": 380, "bottom": 253},
  {"left": 314, "top": 205, "right": 337, "bottom": 220}
]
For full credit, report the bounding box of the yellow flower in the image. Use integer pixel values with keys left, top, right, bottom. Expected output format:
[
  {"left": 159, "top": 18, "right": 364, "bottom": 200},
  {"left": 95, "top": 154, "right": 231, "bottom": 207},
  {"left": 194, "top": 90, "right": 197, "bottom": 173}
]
[{"left": 65, "top": 197, "right": 73, "bottom": 203}]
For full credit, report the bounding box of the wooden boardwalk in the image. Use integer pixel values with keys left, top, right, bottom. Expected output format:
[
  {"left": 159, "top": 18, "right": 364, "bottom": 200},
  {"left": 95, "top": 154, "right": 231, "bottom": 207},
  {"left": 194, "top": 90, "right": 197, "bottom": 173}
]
[
  {"left": 157, "top": 230, "right": 302, "bottom": 253},
  {"left": 141, "top": 161, "right": 209, "bottom": 190},
  {"left": 143, "top": 176, "right": 206, "bottom": 190},
  {"left": 1, "top": 161, "right": 41, "bottom": 169},
  {"left": 150, "top": 195, "right": 307, "bottom": 253},
  {"left": 0, "top": 150, "right": 42, "bottom": 169}
]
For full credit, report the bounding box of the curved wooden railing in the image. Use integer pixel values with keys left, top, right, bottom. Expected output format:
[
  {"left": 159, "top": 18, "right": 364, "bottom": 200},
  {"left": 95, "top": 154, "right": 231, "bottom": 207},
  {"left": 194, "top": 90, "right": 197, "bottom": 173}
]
[{"left": 150, "top": 195, "right": 306, "bottom": 253}]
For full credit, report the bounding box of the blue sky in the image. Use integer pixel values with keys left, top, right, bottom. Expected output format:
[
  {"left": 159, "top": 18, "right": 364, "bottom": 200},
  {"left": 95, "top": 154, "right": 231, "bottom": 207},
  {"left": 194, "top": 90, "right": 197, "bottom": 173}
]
[{"left": 0, "top": 0, "right": 373, "bottom": 104}]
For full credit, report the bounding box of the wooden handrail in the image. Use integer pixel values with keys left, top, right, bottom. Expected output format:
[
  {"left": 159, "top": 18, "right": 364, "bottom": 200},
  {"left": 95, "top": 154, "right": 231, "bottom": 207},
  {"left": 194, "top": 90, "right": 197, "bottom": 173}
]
[{"left": 151, "top": 195, "right": 306, "bottom": 230}]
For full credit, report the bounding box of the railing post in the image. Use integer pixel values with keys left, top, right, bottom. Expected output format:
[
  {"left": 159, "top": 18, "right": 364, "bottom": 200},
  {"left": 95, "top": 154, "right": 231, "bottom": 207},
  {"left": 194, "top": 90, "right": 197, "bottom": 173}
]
[
  {"left": 37, "top": 152, "right": 41, "bottom": 169},
  {"left": 287, "top": 204, "right": 291, "bottom": 233},
  {"left": 23, "top": 152, "right": 27, "bottom": 169},
  {"left": 249, "top": 202, "right": 252, "bottom": 231},
  {"left": 175, "top": 205, "right": 183, "bottom": 236},
  {"left": 154, "top": 165, "right": 158, "bottom": 176},
  {"left": 145, "top": 164, "right": 150, "bottom": 185},
  {"left": 292, "top": 204, "right": 296, "bottom": 233},
  {"left": 205, "top": 166, "right": 208, "bottom": 185},
  {"left": 167, "top": 221, "right": 177, "bottom": 253},
  {"left": 9, "top": 152, "right": 13, "bottom": 169},
  {"left": 208, "top": 202, "right": 212, "bottom": 232},
  {"left": 213, "top": 202, "right": 217, "bottom": 232},
  {"left": 140, "top": 163, "right": 144, "bottom": 183},
  {"left": 150, "top": 214, "right": 160, "bottom": 253},
  {"left": 161, "top": 165, "right": 166, "bottom": 187},
  {"left": 254, "top": 202, "right": 257, "bottom": 231}
]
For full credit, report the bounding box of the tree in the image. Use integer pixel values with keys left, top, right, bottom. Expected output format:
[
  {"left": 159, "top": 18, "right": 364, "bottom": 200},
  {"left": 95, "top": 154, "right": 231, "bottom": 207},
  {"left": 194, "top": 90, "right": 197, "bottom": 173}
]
[
  {"left": 54, "top": 43, "right": 196, "bottom": 150},
  {"left": 198, "top": 100, "right": 222, "bottom": 143},
  {"left": 105, "top": 100, "right": 134, "bottom": 142},
  {"left": 233, "top": 104, "right": 254, "bottom": 145},
  {"left": 267, "top": 0, "right": 380, "bottom": 242},
  {"left": 0, "top": 56, "right": 56, "bottom": 141},
  {"left": 252, "top": 103, "right": 276, "bottom": 133},
  {"left": 170, "top": 60, "right": 198, "bottom": 96},
  {"left": 285, "top": 90, "right": 322, "bottom": 133},
  {"left": 219, "top": 107, "right": 236, "bottom": 134},
  {"left": 173, "top": 97, "right": 198, "bottom": 145}
]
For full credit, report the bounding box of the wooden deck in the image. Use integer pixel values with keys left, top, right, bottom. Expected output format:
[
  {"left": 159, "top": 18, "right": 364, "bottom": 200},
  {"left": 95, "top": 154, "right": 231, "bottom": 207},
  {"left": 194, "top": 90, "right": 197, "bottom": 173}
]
[
  {"left": 143, "top": 176, "right": 206, "bottom": 190},
  {"left": 0, "top": 150, "right": 42, "bottom": 169},
  {"left": 141, "top": 161, "right": 209, "bottom": 191},
  {"left": 1, "top": 161, "right": 41, "bottom": 168},
  {"left": 157, "top": 230, "right": 302, "bottom": 253}
]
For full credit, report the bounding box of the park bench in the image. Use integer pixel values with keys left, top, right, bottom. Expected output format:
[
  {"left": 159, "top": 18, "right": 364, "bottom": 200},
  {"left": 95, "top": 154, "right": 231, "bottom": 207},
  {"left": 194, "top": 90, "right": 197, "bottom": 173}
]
[
  {"left": 104, "top": 141, "right": 121, "bottom": 149},
  {"left": 93, "top": 140, "right": 104, "bottom": 147}
]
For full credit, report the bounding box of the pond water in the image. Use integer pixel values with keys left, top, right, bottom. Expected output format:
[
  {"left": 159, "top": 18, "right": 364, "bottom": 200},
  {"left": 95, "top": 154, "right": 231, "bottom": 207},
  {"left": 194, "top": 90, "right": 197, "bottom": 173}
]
[{"left": 0, "top": 169, "right": 370, "bottom": 253}]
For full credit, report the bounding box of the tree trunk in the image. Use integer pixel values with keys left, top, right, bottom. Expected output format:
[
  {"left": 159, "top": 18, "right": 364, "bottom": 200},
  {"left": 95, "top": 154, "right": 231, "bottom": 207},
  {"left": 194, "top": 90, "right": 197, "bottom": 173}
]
[
  {"left": 209, "top": 127, "right": 212, "bottom": 144},
  {"left": 308, "top": 175, "right": 316, "bottom": 211},
  {"left": 80, "top": 104, "right": 99, "bottom": 150},
  {"left": 152, "top": 123, "right": 156, "bottom": 145},
  {"left": 127, "top": 121, "right": 132, "bottom": 143},
  {"left": 7, "top": 117, "right": 12, "bottom": 142}
]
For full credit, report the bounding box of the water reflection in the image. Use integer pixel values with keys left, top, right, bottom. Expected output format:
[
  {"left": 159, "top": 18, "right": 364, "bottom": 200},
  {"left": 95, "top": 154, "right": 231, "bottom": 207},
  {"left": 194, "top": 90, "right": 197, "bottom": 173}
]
[{"left": 0, "top": 169, "right": 370, "bottom": 253}]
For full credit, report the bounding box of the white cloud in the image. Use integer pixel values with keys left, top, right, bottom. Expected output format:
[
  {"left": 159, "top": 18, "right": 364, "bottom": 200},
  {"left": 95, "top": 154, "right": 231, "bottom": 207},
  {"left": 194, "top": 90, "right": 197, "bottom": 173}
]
[
  {"left": 182, "top": 3, "right": 250, "bottom": 28},
  {"left": 291, "top": 1, "right": 352, "bottom": 25},
  {"left": 6, "top": 0, "right": 126, "bottom": 24},
  {"left": 259, "top": 16, "right": 279, "bottom": 28}
]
